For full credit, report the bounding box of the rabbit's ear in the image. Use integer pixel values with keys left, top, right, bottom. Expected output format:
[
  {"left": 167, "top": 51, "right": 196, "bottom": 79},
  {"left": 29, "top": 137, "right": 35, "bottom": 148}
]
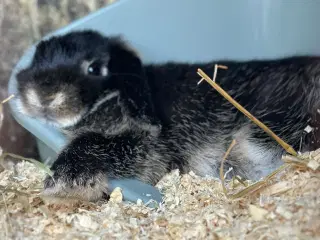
[
  {"left": 107, "top": 36, "right": 144, "bottom": 75},
  {"left": 107, "top": 37, "right": 158, "bottom": 125}
]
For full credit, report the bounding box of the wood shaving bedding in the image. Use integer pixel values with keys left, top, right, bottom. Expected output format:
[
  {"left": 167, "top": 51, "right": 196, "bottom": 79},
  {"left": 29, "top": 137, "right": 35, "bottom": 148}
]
[{"left": 0, "top": 153, "right": 319, "bottom": 240}]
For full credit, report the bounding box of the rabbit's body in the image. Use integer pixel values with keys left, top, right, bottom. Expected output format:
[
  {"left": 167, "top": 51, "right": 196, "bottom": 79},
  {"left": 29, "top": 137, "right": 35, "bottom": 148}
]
[{"left": 15, "top": 30, "right": 319, "bottom": 201}]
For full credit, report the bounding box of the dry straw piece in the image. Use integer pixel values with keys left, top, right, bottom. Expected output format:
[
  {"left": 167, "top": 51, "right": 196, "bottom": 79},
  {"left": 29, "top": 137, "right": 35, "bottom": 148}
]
[
  {"left": 219, "top": 139, "right": 236, "bottom": 197},
  {"left": 1, "top": 94, "right": 15, "bottom": 104}
]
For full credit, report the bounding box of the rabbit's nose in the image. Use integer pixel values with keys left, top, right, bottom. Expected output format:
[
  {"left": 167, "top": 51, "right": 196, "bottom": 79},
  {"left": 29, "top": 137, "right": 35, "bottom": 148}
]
[
  {"left": 42, "top": 94, "right": 55, "bottom": 103},
  {"left": 42, "top": 100, "right": 53, "bottom": 108},
  {"left": 42, "top": 108, "right": 56, "bottom": 121}
]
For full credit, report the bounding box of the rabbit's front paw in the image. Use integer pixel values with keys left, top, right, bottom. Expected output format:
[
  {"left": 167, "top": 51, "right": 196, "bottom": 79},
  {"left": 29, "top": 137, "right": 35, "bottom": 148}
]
[{"left": 42, "top": 161, "right": 108, "bottom": 202}]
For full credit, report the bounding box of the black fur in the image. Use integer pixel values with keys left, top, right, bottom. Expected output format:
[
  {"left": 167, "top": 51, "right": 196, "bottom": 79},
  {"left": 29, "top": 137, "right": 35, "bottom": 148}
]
[{"left": 15, "top": 30, "right": 320, "bottom": 201}]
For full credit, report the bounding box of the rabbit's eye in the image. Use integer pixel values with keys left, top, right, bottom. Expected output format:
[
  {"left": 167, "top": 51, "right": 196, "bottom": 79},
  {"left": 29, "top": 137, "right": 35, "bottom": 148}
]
[{"left": 83, "top": 60, "right": 108, "bottom": 77}]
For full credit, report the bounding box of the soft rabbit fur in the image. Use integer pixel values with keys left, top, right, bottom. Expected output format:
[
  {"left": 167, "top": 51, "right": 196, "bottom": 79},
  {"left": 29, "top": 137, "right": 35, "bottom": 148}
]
[{"left": 15, "top": 30, "right": 319, "bottom": 201}]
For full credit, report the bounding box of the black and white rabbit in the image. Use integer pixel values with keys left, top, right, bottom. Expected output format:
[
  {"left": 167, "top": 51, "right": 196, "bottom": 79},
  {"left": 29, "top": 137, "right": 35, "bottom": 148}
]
[{"left": 15, "top": 30, "right": 319, "bottom": 201}]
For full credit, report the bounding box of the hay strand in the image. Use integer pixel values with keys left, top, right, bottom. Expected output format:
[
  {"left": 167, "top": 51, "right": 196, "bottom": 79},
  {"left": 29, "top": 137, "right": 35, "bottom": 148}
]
[
  {"left": 1, "top": 94, "right": 14, "bottom": 104},
  {"left": 229, "top": 163, "right": 290, "bottom": 199},
  {"left": 219, "top": 139, "right": 236, "bottom": 197},
  {"left": 282, "top": 154, "right": 320, "bottom": 171}
]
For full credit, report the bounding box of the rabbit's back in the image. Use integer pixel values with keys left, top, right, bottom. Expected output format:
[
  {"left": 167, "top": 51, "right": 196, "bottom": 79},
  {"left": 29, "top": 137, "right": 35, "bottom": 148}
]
[{"left": 143, "top": 56, "right": 320, "bottom": 180}]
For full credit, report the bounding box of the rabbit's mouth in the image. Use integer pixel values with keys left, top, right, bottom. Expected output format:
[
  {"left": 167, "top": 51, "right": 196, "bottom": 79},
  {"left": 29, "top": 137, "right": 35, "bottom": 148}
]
[
  {"left": 35, "top": 111, "right": 86, "bottom": 129},
  {"left": 51, "top": 113, "right": 85, "bottom": 129}
]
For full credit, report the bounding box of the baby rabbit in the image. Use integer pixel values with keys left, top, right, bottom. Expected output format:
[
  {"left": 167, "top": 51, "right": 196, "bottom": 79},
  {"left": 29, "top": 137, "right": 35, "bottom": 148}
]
[{"left": 15, "top": 30, "right": 319, "bottom": 201}]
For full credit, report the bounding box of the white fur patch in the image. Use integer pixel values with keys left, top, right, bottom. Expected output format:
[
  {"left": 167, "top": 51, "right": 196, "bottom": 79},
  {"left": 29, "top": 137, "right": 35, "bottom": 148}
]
[
  {"left": 55, "top": 112, "right": 85, "bottom": 128},
  {"left": 232, "top": 126, "right": 283, "bottom": 180},
  {"left": 236, "top": 138, "right": 283, "bottom": 180},
  {"left": 189, "top": 142, "right": 226, "bottom": 178},
  {"left": 89, "top": 91, "right": 120, "bottom": 114},
  {"left": 187, "top": 125, "right": 283, "bottom": 181},
  {"left": 49, "top": 92, "right": 66, "bottom": 108},
  {"left": 26, "top": 88, "right": 42, "bottom": 107}
]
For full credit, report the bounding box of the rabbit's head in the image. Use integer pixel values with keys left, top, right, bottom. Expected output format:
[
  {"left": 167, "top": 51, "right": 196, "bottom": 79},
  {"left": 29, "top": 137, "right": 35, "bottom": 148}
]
[{"left": 16, "top": 30, "right": 155, "bottom": 128}]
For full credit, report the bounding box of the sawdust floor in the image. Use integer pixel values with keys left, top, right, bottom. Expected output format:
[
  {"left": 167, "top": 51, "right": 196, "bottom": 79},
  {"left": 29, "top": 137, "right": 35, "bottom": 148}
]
[{"left": 0, "top": 151, "right": 319, "bottom": 240}]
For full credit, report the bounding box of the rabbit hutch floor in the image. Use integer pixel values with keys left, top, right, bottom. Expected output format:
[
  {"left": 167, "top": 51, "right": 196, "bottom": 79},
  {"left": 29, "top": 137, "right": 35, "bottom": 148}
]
[{"left": 0, "top": 149, "right": 319, "bottom": 240}]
